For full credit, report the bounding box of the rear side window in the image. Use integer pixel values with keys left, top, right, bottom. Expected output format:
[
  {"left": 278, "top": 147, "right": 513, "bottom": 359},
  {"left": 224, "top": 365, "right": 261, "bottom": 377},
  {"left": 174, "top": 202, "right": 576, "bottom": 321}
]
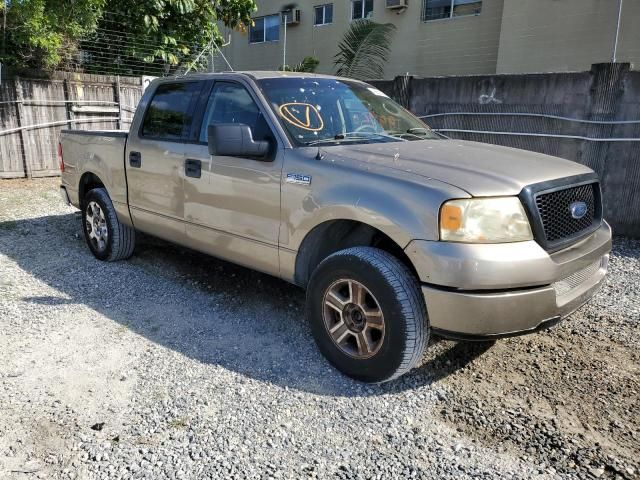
[{"left": 141, "top": 82, "right": 201, "bottom": 140}]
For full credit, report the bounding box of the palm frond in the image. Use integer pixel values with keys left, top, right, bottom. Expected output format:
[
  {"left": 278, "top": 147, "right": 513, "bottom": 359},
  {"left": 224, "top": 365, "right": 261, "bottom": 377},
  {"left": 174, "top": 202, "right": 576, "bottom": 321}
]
[
  {"left": 280, "top": 56, "right": 320, "bottom": 73},
  {"left": 334, "top": 19, "right": 396, "bottom": 80}
]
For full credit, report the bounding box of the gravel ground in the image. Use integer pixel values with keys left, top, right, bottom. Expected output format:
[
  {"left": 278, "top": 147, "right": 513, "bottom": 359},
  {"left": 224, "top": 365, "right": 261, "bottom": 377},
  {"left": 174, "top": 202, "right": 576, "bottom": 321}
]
[{"left": 0, "top": 178, "right": 638, "bottom": 480}]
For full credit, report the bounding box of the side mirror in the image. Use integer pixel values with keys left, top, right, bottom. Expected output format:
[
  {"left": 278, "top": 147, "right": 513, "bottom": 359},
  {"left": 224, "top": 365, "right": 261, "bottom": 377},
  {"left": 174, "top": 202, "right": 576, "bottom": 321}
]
[{"left": 207, "top": 124, "right": 270, "bottom": 159}]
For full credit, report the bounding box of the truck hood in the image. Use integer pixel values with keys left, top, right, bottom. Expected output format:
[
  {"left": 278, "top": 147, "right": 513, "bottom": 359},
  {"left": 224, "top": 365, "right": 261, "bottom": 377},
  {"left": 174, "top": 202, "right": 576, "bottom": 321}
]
[{"left": 325, "top": 139, "right": 594, "bottom": 196}]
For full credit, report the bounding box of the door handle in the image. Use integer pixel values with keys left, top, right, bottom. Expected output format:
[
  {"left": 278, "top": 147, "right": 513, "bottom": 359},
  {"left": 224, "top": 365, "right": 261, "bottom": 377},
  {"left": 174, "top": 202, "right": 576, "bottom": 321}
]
[
  {"left": 129, "top": 151, "right": 141, "bottom": 168},
  {"left": 185, "top": 159, "right": 202, "bottom": 179}
]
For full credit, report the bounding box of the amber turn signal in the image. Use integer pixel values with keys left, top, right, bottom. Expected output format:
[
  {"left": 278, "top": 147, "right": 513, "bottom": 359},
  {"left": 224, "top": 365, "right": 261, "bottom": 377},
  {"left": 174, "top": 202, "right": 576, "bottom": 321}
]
[{"left": 440, "top": 204, "right": 462, "bottom": 230}]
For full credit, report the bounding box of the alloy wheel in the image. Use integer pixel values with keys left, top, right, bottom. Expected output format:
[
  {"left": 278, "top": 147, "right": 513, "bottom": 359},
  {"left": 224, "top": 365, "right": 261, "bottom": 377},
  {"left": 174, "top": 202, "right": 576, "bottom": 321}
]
[
  {"left": 322, "top": 279, "right": 385, "bottom": 359},
  {"left": 85, "top": 201, "right": 109, "bottom": 253}
]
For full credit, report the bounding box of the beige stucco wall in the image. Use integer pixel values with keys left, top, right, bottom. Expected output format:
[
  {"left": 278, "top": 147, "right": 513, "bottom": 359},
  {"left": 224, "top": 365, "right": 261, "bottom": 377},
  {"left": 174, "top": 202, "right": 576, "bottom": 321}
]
[
  {"left": 213, "top": 0, "right": 639, "bottom": 78},
  {"left": 215, "top": 0, "right": 504, "bottom": 79},
  {"left": 496, "top": 0, "right": 640, "bottom": 74}
]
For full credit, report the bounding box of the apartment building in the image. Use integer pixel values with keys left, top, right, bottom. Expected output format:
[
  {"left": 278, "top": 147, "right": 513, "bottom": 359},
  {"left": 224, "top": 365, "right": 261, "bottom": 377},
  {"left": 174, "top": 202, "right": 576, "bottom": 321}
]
[{"left": 214, "top": 0, "right": 640, "bottom": 79}]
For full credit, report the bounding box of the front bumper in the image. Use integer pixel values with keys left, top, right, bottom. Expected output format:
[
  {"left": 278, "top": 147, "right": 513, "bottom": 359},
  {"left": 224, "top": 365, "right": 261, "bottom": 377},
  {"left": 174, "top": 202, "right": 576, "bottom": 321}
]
[{"left": 405, "top": 222, "right": 612, "bottom": 338}]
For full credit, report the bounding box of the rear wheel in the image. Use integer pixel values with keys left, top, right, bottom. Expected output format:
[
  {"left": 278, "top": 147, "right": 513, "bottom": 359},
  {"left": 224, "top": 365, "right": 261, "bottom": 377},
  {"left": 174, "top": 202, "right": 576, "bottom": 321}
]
[
  {"left": 83, "top": 188, "right": 135, "bottom": 261},
  {"left": 307, "top": 247, "right": 429, "bottom": 383}
]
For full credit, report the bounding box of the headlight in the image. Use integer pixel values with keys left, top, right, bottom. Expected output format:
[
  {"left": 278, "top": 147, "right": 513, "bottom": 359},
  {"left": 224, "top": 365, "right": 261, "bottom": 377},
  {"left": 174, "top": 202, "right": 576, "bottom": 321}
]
[{"left": 439, "top": 197, "right": 533, "bottom": 243}]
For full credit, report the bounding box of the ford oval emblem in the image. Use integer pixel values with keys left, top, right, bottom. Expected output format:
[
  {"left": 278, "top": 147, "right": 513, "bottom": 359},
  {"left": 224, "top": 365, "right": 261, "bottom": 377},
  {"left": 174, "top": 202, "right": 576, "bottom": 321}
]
[{"left": 569, "top": 201, "right": 588, "bottom": 219}]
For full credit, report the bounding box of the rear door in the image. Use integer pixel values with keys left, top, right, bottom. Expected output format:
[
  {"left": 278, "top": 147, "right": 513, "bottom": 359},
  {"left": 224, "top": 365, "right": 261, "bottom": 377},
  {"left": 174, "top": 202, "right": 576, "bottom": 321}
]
[
  {"left": 182, "top": 80, "right": 283, "bottom": 277},
  {"left": 125, "top": 80, "right": 203, "bottom": 242}
]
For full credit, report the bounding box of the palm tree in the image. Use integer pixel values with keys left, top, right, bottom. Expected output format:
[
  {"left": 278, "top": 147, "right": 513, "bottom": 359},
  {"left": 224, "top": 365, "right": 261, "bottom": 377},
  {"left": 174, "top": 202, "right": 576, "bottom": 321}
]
[
  {"left": 279, "top": 56, "right": 320, "bottom": 73},
  {"left": 334, "top": 19, "right": 396, "bottom": 80}
]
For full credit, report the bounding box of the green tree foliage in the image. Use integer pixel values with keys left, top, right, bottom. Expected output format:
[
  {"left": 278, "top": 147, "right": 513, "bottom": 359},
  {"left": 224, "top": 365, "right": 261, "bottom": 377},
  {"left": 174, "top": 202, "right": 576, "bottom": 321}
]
[
  {"left": 0, "top": 0, "right": 256, "bottom": 74},
  {"left": 87, "top": 0, "right": 256, "bottom": 75},
  {"left": 279, "top": 56, "right": 319, "bottom": 73},
  {"left": 334, "top": 19, "right": 396, "bottom": 80},
  {"left": 0, "top": 0, "right": 105, "bottom": 70}
]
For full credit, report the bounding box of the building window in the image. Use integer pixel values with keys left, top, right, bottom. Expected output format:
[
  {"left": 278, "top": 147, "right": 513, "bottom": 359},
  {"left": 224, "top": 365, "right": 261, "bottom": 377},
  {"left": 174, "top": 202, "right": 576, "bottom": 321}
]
[
  {"left": 250, "top": 14, "right": 280, "bottom": 43},
  {"left": 351, "top": 0, "right": 373, "bottom": 20},
  {"left": 314, "top": 4, "right": 333, "bottom": 25},
  {"left": 422, "top": 0, "right": 482, "bottom": 22}
]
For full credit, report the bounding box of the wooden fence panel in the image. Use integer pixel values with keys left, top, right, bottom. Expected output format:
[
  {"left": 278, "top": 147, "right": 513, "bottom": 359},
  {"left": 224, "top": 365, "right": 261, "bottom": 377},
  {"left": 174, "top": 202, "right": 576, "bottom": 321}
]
[
  {"left": 20, "top": 78, "right": 67, "bottom": 177},
  {"left": 0, "top": 72, "right": 143, "bottom": 178},
  {"left": 0, "top": 81, "right": 24, "bottom": 178},
  {"left": 67, "top": 78, "right": 119, "bottom": 131},
  {"left": 120, "top": 83, "right": 143, "bottom": 128}
]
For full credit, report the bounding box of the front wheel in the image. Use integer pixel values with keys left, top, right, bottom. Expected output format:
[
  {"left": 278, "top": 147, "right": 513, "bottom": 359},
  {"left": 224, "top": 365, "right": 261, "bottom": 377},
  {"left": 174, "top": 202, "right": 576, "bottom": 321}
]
[
  {"left": 306, "top": 247, "right": 429, "bottom": 383},
  {"left": 82, "top": 188, "right": 135, "bottom": 262}
]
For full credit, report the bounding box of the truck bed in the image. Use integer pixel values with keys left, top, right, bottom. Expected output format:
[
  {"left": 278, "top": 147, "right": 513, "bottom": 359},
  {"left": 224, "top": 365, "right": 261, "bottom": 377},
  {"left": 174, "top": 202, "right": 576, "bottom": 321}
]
[{"left": 59, "top": 129, "right": 129, "bottom": 212}]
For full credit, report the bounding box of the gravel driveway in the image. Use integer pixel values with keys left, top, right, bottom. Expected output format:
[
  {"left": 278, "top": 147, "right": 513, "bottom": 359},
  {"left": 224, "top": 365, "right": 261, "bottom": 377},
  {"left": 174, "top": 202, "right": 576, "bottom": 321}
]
[{"left": 1, "top": 178, "right": 638, "bottom": 480}]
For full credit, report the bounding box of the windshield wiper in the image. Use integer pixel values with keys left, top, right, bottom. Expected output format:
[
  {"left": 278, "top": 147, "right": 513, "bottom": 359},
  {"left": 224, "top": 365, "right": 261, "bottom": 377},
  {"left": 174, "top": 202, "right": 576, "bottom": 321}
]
[
  {"left": 386, "top": 127, "right": 446, "bottom": 140},
  {"left": 305, "top": 136, "right": 366, "bottom": 146},
  {"left": 305, "top": 131, "right": 403, "bottom": 146},
  {"left": 407, "top": 126, "right": 449, "bottom": 139},
  {"left": 387, "top": 130, "right": 425, "bottom": 140}
]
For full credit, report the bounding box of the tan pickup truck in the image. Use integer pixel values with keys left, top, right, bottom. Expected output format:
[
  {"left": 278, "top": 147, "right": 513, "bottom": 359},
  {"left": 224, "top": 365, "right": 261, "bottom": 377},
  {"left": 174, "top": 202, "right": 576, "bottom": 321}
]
[{"left": 59, "top": 72, "right": 611, "bottom": 383}]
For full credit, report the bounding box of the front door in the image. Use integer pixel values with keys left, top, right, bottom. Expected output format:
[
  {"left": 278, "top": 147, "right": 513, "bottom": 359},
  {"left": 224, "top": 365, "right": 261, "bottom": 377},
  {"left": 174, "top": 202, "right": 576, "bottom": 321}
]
[
  {"left": 126, "top": 81, "right": 202, "bottom": 243},
  {"left": 182, "top": 81, "right": 283, "bottom": 277}
]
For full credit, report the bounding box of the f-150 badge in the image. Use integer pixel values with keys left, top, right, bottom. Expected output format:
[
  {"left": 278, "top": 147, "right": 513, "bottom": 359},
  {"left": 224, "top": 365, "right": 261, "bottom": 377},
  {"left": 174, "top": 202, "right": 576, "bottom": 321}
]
[{"left": 286, "top": 173, "right": 312, "bottom": 186}]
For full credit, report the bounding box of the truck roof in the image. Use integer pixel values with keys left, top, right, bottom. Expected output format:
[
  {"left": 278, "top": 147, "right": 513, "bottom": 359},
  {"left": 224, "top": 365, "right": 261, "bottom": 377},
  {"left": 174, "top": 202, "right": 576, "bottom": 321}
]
[{"left": 154, "top": 71, "right": 359, "bottom": 83}]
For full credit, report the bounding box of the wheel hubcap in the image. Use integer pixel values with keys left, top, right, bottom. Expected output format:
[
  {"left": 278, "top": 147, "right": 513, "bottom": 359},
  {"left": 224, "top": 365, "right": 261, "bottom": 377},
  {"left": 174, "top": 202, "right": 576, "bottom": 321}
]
[
  {"left": 85, "top": 201, "right": 108, "bottom": 253},
  {"left": 343, "top": 303, "right": 366, "bottom": 332},
  {"left": 322, "top": 279, "right": 385, "bottom": 359}
]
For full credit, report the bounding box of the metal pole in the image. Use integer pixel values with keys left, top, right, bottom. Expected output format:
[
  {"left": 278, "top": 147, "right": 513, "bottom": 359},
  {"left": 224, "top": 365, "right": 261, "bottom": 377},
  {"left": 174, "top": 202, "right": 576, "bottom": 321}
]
[
  {"left": 212, "top": 37, "right": 233, "bottom": 72},
  {"left": 612, "top": 0, "right": 623, "bottom": 62},
  {"left": 283, "top": 18, "right": 287, "bottom": 70},
  {"left": 2, "top": 1, "right": 6, "bottom": 58},
  {"left": 210, "top": 30, "right": 215, "bottom": 72},
  {"left": 116, "top": 75, "right": 123, "bottom": 130}
]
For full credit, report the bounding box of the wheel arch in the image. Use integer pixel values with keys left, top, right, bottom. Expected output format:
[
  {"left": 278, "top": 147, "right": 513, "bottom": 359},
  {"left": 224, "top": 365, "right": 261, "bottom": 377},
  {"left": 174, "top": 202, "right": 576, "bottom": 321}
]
[
  {"left": 78, "top": 172, "right": 106, "bottom": 209},
  {"left": 293, "top": 219, "right": 419, "bottom": 288}
]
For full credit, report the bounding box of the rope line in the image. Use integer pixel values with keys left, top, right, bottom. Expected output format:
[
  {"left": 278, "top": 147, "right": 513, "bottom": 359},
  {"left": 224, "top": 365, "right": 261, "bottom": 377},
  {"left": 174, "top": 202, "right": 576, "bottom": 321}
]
[
  {"left": 420, "top": 112, "right": 640, "bottom": 125},
  {"left": 435, "top": 128, "right": 640, "bottom": 142}
]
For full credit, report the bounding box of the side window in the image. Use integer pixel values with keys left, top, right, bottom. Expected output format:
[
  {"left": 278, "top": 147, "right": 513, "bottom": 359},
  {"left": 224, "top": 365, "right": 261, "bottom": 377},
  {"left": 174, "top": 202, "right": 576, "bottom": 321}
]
[
  {"left": 314, "top": 4, "right": 333, "bottom": 25},
  {"left": 249, "top": 14, "right": 280, "bottom": 43},
  {"left": 141, "top": 82, "right": 201, "bottom": 140},
  {"left": 199, "top": 82, "right": 270, "bottom": 142},
  {"left": 422, "top": 0, "right": 482, "bottom": 21},
  {"left": 351, "top": 0, "right": 373, "bottom": 20}
]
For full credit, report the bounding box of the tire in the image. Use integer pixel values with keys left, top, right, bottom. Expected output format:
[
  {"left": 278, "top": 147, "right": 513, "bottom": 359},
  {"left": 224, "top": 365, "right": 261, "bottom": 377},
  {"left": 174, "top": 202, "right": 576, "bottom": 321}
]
[
  {"left": 82, "top": 187, "right": 135, "bottom": 262},
  {"left": 306, "top": 247, "right": 429, "bottom": 383}
]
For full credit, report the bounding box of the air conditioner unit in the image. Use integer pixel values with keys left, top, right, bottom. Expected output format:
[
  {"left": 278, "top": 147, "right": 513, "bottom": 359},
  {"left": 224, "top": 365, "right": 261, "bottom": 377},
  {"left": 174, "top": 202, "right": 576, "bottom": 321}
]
[
  {"left": 386, "top": 0, "right": 408, "bottom": 9},
  {"left": 282, "top": 9, "right": 301, "bottom": 25}
]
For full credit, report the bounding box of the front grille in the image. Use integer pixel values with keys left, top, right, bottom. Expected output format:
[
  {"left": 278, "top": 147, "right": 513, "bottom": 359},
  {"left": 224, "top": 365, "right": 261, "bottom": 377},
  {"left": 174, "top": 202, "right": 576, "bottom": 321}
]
[
  {"left": 520, "top": 174, "right": 603, "bottom": 252},
  {"left": 553, "top": 259, "right": 602, "bottom": 297},
  {"left": 535, "top": 183, "right": 596, "bottom": 242}
]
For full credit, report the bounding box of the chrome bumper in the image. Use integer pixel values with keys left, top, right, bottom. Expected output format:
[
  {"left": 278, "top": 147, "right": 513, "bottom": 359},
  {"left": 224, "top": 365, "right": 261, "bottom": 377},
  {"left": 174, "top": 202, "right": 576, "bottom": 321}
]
[{"left": 406, "top": 222, "right": 612, "bottom": 338}]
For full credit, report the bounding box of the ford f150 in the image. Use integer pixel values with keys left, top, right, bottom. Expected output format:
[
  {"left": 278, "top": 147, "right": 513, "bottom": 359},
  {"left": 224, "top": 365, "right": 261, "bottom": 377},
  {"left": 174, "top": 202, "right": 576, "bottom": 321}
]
[{"left": 59, "top": 72, "right": 611, "bottom": 382}]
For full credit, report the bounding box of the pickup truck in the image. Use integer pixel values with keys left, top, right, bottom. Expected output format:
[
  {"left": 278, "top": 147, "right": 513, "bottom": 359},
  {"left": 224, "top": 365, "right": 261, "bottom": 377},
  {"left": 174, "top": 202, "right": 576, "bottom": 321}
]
[{"left": 59, "top": 72, "right": 611, "bottom": 383}]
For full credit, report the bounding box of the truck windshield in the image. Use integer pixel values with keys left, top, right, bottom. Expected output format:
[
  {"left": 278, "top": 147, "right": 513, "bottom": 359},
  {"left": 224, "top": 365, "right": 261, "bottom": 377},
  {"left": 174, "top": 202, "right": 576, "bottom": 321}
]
[{"left": 257, "top": 78, "right": 439, "bottom": 146}]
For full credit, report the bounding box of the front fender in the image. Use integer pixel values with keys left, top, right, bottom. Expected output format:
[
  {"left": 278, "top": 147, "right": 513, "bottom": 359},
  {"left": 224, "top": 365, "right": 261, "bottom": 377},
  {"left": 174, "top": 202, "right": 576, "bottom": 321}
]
[
  {"left": 281, "top": 160, "right": 469, "bottom": 251},
  {"left": 288, "top": 188, "right": 429, "bottom": 251},
  {"left": 277, "top": 148, "right": 469, "bottom": 283}
]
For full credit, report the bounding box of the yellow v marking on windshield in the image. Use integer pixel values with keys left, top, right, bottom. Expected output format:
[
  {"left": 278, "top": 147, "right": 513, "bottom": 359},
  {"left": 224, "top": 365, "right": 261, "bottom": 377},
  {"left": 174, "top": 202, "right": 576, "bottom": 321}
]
[{"left": 278, "top": 102, "right": 324, "bottom": 132}]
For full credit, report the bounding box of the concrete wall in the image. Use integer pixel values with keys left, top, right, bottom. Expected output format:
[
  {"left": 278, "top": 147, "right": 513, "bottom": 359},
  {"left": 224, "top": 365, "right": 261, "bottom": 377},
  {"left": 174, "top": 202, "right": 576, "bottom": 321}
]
[
  {"left": 215, "top": 0, "right": 504, "bottom": 78},
  {"left": 497, "top": 0, "right": 640, "bottom": 74},
  {"left": 372, "top": 63, "right": 640, "bottom": 237}
]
